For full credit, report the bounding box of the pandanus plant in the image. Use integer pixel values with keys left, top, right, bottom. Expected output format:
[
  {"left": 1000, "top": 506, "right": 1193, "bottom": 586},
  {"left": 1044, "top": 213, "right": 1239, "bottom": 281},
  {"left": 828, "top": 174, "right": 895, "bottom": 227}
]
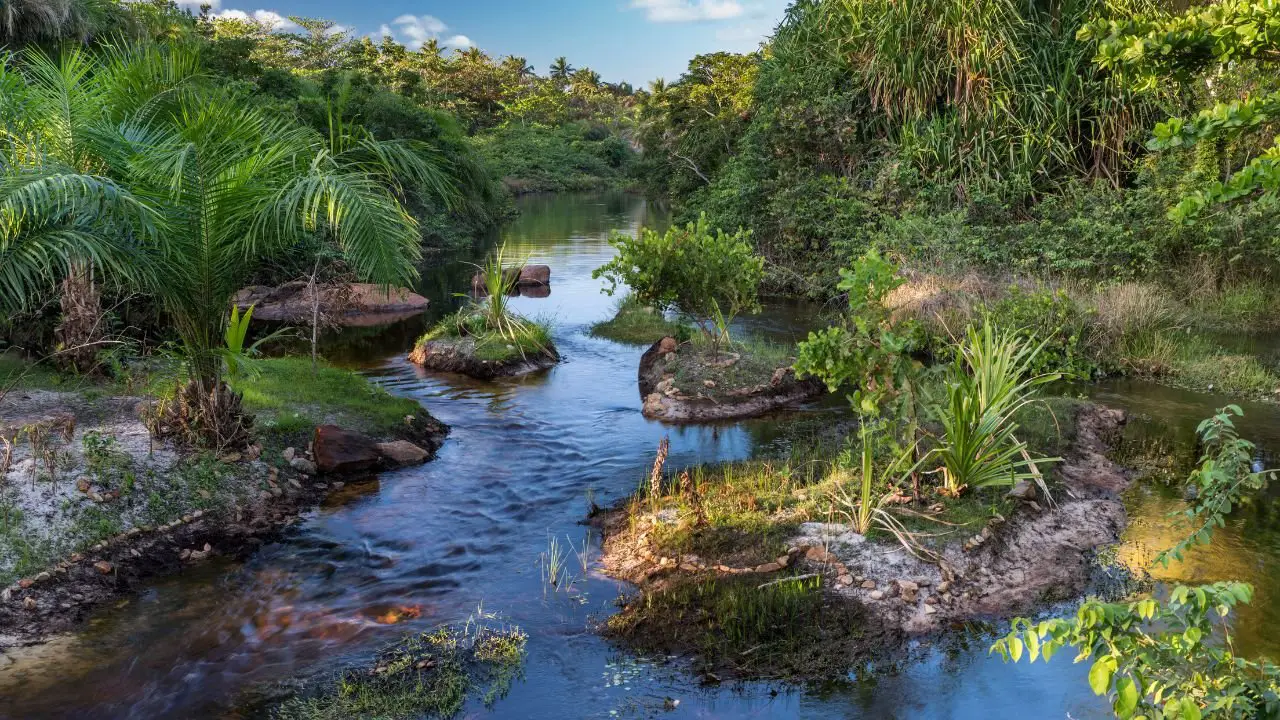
[{"left": 1, "top": 45, "right": 455, "bottom": 447}]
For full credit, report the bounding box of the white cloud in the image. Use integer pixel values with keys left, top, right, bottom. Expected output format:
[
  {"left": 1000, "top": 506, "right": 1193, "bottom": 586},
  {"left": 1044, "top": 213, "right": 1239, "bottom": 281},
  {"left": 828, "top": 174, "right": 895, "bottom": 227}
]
[
  {"left": 172, "top": 0, "right": 218, "bottom": 8},
  {"left": 387, "top": 14, "right": 448, "bottom": 50},
  {"left": 443, "top": 34, "right": 473, "bottom": 49},
  {"left": 213, "top": 8, "right": 296, "bottom": 30},
  {"left": 630, "top": 0, "right": 743, "bottom": 22}
]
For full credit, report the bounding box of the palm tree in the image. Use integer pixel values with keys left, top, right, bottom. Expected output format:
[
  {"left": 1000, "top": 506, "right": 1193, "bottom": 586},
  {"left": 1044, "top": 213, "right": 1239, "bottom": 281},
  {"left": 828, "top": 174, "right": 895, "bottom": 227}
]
[
  {"left": 501, "top": 55, "right": 534, "bottom": 81},
  {"left": 2, "top": 47, "right": 448, "bottom": 447},
  {"left": 549, "top": 56, "right": 573, "bottom": 82},
  {"left": 0, "top": 0, "right": 115, "bottom": 45}
]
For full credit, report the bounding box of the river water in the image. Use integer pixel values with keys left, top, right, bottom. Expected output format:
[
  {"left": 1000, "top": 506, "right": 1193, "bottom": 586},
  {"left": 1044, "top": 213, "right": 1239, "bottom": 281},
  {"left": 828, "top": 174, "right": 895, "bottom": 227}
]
[{"left": 2, "top": 193, "right": 1278, "bottom": 719}]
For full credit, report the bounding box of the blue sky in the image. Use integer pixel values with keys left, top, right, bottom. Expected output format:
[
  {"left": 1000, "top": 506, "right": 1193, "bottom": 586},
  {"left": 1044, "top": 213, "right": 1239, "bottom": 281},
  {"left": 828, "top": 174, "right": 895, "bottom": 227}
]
[{"left": 191, "top": 0, "right": 790, "bottom": 85}]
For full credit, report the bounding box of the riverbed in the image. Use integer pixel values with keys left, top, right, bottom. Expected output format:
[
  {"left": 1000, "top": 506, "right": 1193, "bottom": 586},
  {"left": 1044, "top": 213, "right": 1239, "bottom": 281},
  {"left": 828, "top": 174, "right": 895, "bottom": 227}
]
[{"left": 1, "top": 193, "right": 1277, "bottom": 719}]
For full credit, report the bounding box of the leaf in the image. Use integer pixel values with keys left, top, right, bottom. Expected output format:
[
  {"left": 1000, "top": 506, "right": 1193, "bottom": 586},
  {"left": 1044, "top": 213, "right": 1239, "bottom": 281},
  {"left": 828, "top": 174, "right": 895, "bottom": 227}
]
[
  {"left": 1089, "top": 656, "right": 1117, "bottom": 696},
  {"left": 1008, "top": 636, "right": 1024, "bottom": 663},
  {"left": 1180, "top": 697, "right": 1202, "bottom": 720},
  {"left": 1115, "top": 676, "right": 1139, "bottom": 717}
]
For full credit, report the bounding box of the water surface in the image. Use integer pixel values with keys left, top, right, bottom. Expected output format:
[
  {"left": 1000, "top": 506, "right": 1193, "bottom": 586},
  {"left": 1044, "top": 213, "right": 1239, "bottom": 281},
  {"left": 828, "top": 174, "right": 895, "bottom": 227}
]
[{"left": 2, "top": 193, "right": 1277, "bottom": 719}]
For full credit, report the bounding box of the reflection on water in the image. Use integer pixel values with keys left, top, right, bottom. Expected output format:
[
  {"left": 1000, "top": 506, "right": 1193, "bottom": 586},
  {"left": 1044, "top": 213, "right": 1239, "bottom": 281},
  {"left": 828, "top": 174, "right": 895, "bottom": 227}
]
[{"left": 1, "top": 194, "right": 1277, "bottom": 719}]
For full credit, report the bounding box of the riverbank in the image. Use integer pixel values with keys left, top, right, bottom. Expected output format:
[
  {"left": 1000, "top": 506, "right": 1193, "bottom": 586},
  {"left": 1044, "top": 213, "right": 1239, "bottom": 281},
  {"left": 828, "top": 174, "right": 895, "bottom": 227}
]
[
  {"left": 0, "top": 355, "right": 447, "bottom": 648},
  {"left": 594, "top": 402, "right": 1132, "bottom": 679},
  {"left": 885, "top": 270, "right": 1280, "bottom": 401}
]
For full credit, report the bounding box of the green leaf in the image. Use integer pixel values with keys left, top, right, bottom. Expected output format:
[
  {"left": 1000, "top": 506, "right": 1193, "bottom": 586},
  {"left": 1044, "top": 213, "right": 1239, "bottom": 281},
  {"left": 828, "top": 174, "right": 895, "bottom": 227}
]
[
  {"left": 1089, "top": 657, "right": 1117, "bottom": 696},
  {"left": 1115, "top": 676, "right": 1139, "bottom": 717}
]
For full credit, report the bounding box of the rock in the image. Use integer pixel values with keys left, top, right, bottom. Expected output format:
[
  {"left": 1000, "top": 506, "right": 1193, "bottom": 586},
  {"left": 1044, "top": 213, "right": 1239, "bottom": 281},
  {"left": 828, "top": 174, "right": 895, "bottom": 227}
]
[
  {"left": 283, "top": 447, "right": 296, "bottom": 461},
  {"left": 290, "top": 457, "right": 318, "bottom": 475},
  {"left": 331, "top": 481, "right": 345, "bottom": 490},
  {"left": 270, "top": 486, "right": 283, "bottom": 497},
  {"left": 937, "top": 581, "right": 951, "bottom": 594},
  {"left": 192, "top": 510, "right": 203, "bottom": 519},
  {"left": 313, "top": 425, "right": 383, "bottom": 474},
  {"left": 23, "top": 597, "right": 37, "bottom": 610},
  {"left": 658, "top": 337, "right": 678, "bottom": 354},
  {"left": 898, "top": 580, "right": 919, "bottom": 603},
  {"left": 517, "top": 264, "right": 551, "bottom": 286},
  {"left": 288, "top": 479, "right": 302, "bottom": 490},
  {"left": 924, "top": 604, "right": 938, "bottom": 615},
  {"left": 1008, "top": 480, "right": 1037, "bottom": 501},
  {"left": 89, "top": 492, "right": 104, "bottom": 503},
  {"left": 69, "top": 553, "right": 83, "bottom": 563},
  {"left": 376, "top": 440, "right": 430, "bottom": 467},
  {"left": 218, "top": 452, "right": 242, "bottom": 464},
  {"left": 837, "top": 574, "right": 853, "bottom": 586},
  {"left": 34, "top": 572, "right": 50, "bottom": 583},
  {"left": 93, "top": 561, "right": 113, "bottom": 575},
  {"left": 775, "top": 555, "right": 790, "bottom": 567},
  {"left": 76, "top": 478, "right": 91, "bottom": 493},
  {"left": 17, "top": 579, "right": 32, "bottom": 589},
  {"left": 869, "top": 590, "right": 885, "bottom": 600},
  {"left": 181, "top": 515, "right": 193, "bottom": 524},
  {"left": 860, "top": 579, "right": 876, "bottom": 590},
  {"left": 805, "top": 546, "right": 839, "bottom": 564},
  {"left": 179, "top": 549, "right": 191, "bottom": 560},
  {"left": 755, "top": 562, "right": 783, "bottom": 573}
]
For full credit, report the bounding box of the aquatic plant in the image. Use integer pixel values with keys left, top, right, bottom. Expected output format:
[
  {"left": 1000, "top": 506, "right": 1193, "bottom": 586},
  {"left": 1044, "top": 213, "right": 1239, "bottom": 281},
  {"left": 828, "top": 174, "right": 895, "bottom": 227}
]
[
  {"left": 934, "top": 323, "right": 1061, "bottom": 496},
  {"left": 833, "top": 421, "right": 925, "bottom": 537}
]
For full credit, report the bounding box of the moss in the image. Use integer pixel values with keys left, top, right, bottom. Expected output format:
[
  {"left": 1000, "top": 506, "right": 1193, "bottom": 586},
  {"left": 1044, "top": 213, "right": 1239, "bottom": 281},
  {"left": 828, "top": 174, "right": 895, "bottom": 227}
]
[
  {"left": 603, "top": 573, "right": 870, "bottom": 680},
  {"left": 232, "top": 358, "right": 425, "bottom": 449},
  {"left": 589, "top": 298, "right": 693, "bottom": 346},
  {"left": 272, "top": 622, "right": 528, "bottom": 720}
]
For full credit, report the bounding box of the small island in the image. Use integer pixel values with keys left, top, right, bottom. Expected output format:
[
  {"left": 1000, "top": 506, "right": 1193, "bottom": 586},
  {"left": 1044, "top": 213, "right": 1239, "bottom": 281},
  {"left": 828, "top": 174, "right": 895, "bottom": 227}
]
[{"left": 410, "top": 246, "right": 559, "bottom": 380}]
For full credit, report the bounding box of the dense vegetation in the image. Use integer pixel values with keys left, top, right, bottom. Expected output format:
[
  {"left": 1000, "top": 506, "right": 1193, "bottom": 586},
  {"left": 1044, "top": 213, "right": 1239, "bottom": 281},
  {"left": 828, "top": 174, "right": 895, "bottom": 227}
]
[{"left": 637, "top": 0, "right": 1280, "bottom": 317}]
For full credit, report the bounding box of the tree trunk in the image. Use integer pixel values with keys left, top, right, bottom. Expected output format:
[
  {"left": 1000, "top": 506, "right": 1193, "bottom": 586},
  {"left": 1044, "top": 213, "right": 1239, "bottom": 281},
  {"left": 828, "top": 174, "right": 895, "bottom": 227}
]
[{"left": 54, "top": 261, "right": 104, "bottom": 373}]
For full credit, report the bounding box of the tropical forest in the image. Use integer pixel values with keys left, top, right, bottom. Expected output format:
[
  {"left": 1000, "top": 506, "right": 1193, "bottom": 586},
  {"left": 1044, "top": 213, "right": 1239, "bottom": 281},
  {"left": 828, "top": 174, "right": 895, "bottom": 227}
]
[{"left": 3, "top": 0, "right": 1280, "bottom": 717}]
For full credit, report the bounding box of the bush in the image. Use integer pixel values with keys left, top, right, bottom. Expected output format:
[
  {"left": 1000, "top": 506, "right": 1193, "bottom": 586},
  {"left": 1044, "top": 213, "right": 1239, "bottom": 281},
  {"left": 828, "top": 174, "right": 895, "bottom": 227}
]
[{"left": 594, "top": 213, "right": 763, "bottom": 352}]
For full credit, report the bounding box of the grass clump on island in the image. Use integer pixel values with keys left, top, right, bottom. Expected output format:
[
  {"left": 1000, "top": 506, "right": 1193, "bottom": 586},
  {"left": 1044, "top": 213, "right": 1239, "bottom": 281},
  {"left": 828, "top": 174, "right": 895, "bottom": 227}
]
[
  {"left": 417, "top": 309, "right": 555, "bottom": 364},
  {"left": 668, "top": 335, "right": 797, "bottom": 394},
  {"left": 273, "top": 619, "right": 528, "bottom": 720},
  {"left": 589, "top": 297, "right": 693, "bottom": 346}
]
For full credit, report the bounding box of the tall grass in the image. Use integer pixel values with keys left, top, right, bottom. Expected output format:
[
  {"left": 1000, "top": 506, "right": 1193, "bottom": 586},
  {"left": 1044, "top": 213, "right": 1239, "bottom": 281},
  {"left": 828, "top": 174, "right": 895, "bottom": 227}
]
[{"left": 935, "top": 323, "right": 1062, "bottom": 496}]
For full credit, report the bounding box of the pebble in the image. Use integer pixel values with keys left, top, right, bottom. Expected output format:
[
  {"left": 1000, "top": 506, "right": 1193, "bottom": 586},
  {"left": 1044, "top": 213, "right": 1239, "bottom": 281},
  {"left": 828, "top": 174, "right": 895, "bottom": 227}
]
[
  {"left": 331, "top": 481, "right": 345, "bottom": 490},
  {"left": 34, "top": 572, "right": 50, "bottom": 583},
  {"left": 924, "top": 605, "right": 938, "bottom": 615},
  {"left": 869, "top": 590, "right": 885, "bottom": 600},
  {"left": 182, "top": 515, "right": 193, "bottom": 524},
  {"left": 860, "top": 579, "right": 876, "bottom": 589},
  {"left": 755, "top": 562, "right": 783, "bottom": 573},
  {"left": 270, "top": 487, "right": 283, "bottom": 498},
  {"left": 69, "top": 553, "right": 83, "bottom": 563},
  {"left": 0, "top": 588, "right": 10, "bottom": 602},
  {"left": 283, "top": 447, "right": 296, "bottom": 461},
  {"left": 17, "top": 579, "right": 32, "bottom": 589},
  {"left": 288, "top": 479, "right": 302, "bottom": 490},
  {"left": 837, "top": 574, "right": 853, "bottom": 586},
  {"left": 192, "top": 510, "right": 203, "bottom": 519},
  {"left": 23, "top": 597, "right": 37, "bottom": 610},
  {"left": 776, "top": 555, "right": 790, "bottom": 567},
  {"left": 93, "top": 561, "right": 113, "bottom": 575}
]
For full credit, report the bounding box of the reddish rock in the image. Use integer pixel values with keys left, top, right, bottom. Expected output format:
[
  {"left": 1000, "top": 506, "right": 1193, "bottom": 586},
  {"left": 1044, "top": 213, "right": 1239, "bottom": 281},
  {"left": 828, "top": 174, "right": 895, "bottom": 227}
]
[
  {"left": 518, "top": 264, "right": 551, "bottom": 286},
  {"left": 658, "top": 337, "right": 678, "bottom": 354},
  {"left": 17, "top": 579, "right": 33, "bottom": 589},
  {"left": 93, "top": 561, "right": 113, "bottom": 575},
  {"left": 313, "top": 425, "right": 381, "bottom": 474}
]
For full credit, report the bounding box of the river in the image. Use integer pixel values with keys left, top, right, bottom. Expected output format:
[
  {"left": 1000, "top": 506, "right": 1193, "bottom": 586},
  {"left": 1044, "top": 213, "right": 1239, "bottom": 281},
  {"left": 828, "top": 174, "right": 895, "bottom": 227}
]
[{"left": 1, "top": 193, "right": 1278, "bottom": 719}]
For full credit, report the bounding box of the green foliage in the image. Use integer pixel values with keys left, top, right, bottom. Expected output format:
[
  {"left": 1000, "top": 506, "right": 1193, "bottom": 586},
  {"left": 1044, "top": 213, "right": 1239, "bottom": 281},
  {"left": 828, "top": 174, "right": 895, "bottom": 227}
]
[
  {"left": 934, "top": 324, "right": 1061, "bottom": 495},
  {"left": 795, "top": 250, "right": 925, "bottom": 418},
  {"left": 994, "top": 583, "right": 1280, "bottom": 719},
  {"left": 594, "top": 213, "right": 763, "bottom": 351},
  {"left": 589, "top": 297, "right": 693, "bottom": 346},
  {"left": 987, "top": 287, "right": 1099, "bottom": 379},
  {"left": 275, "top": 619, "right": 528, "bottom": 720},
  {"left": 1156, "top": 406, "right": 1276, "bottom": 568},
  {"left": 1082, "top": 1, "right": 1280, "bottom": 221},
  {"left": 473, "top": 122, "right": 633, "bottom": 193}
]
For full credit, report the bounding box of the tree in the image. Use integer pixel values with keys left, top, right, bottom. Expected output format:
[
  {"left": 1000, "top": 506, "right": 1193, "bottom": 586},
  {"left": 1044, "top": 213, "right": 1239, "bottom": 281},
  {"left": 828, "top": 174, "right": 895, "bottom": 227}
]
[
  {"left": 593, "top": 213, "right": 763, "bottom": 354},
  {"left": 1080, "top": 1, "right": 1280, "bottom": 220},
  {"left": 0, "top": 0, "right": 121, "bottom": 45},
  {"left": 548, "top": 56, "right": 572, "bottom": 84},
  {"left": 1, "top": 47, "right": 445, "bottom": 447}
]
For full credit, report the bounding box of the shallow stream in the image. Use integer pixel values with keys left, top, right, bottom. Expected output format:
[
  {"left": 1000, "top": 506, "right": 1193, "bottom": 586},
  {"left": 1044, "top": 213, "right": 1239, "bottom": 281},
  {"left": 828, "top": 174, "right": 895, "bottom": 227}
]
[{"left": 2, "top": 193, "right": 1279, "bottom": 719}]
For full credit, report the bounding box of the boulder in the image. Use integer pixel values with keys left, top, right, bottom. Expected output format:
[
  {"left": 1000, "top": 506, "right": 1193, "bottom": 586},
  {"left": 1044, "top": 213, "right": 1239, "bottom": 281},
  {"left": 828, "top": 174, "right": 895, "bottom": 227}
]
[
  {"left": 518, "top": 264, "right": 551, "bottom": 286},
  {"left": 313, "top": 425, "right": 381, "bottom": 474},
  {"left": 376, "top": 440, "right": 431, "bottom": 467}
]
